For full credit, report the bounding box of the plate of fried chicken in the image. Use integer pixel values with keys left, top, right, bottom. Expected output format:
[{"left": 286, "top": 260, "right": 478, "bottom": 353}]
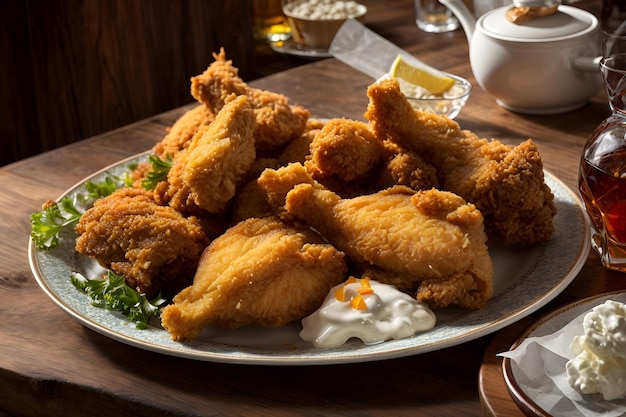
[{"left": 29, "top": 50, "right": 589, "bottom": 365}]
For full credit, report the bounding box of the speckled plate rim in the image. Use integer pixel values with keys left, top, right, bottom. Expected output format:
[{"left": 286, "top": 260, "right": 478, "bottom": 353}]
[
  {"left": 502, "top": 290, "right": 626, "bottom": 417},
  {"left": 28, "top": 152, "right": 590, "bottom": 365}
]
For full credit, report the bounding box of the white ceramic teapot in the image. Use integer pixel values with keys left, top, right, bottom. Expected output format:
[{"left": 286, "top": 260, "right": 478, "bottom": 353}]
[{"left": 439, "top": 0, "right": 602, "bottom": 114}]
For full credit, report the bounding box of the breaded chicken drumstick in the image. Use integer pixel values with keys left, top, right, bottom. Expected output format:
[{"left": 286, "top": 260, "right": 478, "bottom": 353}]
[
  {"left": 258, "top": 163, "right": 493, "bottom": 310},
  {"left": 190, "top": 48, "right": 310, "bottom": 156}
]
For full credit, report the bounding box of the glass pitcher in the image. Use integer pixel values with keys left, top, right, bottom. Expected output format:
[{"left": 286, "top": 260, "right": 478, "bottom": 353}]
[{"left": 579, "top": 32, "right": 626, "bottom": 271}]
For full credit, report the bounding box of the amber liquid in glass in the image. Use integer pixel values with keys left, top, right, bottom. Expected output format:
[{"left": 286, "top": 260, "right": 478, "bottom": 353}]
[
  {"left": 580, "top": 148, "right": 626, "bottom": 271},
  {"left": 253, "top": 0, "right": 291, "bottom": 42}
]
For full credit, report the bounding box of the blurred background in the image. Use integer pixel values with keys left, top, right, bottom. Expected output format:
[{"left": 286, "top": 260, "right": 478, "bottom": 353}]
[{"left": 0, "top": 0, "right": 307, "bottom": 167}]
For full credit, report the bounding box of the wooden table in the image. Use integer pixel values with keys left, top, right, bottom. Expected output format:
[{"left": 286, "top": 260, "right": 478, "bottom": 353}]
[{"left": 1, "top": 1, "right": 620, "bottom": 416}]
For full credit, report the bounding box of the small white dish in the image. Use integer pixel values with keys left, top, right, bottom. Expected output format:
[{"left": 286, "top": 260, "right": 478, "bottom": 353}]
[{"left": 503, "top": 291, "right": 626, "bottom": 417}]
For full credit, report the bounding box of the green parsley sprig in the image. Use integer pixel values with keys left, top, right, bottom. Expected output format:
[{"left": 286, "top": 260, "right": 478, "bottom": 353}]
[
  {"left": 71, "top": 270, "right": 167, "bottom": 330},
  {"left": 30, "top": 197, "right": 83, "bottom": 250},
  {"left": 142, "top": 154, "right": 173, "bottom": 190},
  {"left": 30, "top": 174, "right": 126, "bottom": 250}
]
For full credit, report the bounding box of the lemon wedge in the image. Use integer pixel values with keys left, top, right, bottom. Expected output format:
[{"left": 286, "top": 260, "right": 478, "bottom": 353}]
[{"left": 389, "top": 55, "right": 455, "bottom": 95}]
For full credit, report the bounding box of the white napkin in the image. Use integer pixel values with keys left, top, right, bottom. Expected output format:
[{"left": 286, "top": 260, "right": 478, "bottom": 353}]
[
  {"left": 329, "top": 18, "right": 451, "bottom": 80},
  {"left": 499, "top": 308, "right": 626, "bottom": 417}
]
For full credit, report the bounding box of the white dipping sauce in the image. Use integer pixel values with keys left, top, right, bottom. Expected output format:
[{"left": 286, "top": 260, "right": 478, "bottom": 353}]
[
  {"left": 300, "top": 278, "right": 436, "bottom": 348},
  {"left": 567, "top": 300, "right": 626, "bottom": 400}
]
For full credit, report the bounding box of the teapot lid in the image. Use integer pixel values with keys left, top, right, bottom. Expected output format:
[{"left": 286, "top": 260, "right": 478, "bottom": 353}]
[
  {"left": 479, "top": 4, "right": 597, "bottom": 41},
  {"left": 512, "top": 0, "right": 560, "bottom": 8}
]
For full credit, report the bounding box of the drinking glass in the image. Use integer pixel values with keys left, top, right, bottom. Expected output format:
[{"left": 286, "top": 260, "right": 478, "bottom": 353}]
[
  {"left": 579, "top": 33, "right": 626, "bottom": 271},
  {"left": 414, "top": 0, "right": 459, "bottom": 33},
  {"left": 253, "top": 0, "right": 291, "bottom": 42}
]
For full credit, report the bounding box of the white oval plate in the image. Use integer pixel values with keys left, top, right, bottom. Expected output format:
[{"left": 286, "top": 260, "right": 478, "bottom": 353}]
[{"left": 29, "top": 152, "right": 590, "bottom": 365}]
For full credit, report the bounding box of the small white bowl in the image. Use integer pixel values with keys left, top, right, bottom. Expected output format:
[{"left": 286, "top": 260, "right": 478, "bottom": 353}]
[{"left": 282, "top": 1, "right": 367, "bottom": 51}]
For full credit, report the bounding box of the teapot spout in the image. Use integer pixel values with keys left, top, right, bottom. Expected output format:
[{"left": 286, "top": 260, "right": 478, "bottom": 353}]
[{"left": 439, "top": 0, "right": 475, "bottom": 43}]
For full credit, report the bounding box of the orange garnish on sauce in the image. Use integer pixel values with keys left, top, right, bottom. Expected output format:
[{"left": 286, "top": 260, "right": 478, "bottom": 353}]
[
  {"left": 357, "top": 287, "right": 374, "bottom": 295},
  {"left": 334, "top": 286, "right": 346, "bottom": 302},
  {"left": 351, "top": 295, "right": 368, "bottom": 310},
  {"left": 335, "top": 276, "right": 375, "bottom": 310}
]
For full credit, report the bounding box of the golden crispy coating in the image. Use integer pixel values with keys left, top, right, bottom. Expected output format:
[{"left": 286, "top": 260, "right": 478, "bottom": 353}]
[
  {"left": 229, "top": 179, "right": 275, "bottom": 224},
  {"left": 153, "top": 104, "right": 215, "bottom": 159},
  {"left": 160, "top": 216, "right": 347, "bottom": 340},
  {"left": 257, "top": 162, "right": 320, "bottom": 220},
  {"left": 75, "top": 188, "right": 209, "bottom": 297},
  {"left": 230, "top": 158, "right": 282, "bottom": 224},
  {"left": 305, "top": 118, "right": 385, "bottom": 182},
  {"left": 190, "top": 49, "right": 310, "bottom": 156},
  {"left": 155, "top": 95, "right": 256, "bottom": 215},
  {"left": 277, "top": 126, "right": 319, "bottom": 165},
  {"left": 258, "top": 163, "right": 493, "bottom": 309},
  {"left": 365, "top": 78, "right": 556, "bottom": 245},
  {"left": 183, "top": 95, "right": 256, "bottom": 213},
  {"left": 375, "top": 149, "right": 439, "bottom": 191}
]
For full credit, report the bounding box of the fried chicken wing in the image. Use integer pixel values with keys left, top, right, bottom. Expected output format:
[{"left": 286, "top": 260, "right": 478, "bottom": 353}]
[
  {"left": 153, "top": 104, "right": 215, "bottom": 159},
  {"left": 365, "top": 78, "right": 556, "bottom": 245},
  {"left": 190, "top": 49, "right": 310, "bottom": 156},
  {"left": 156, "top": 94, "right": 256, "bottom": 215},
  {"left": 258, "top": 163, "right": 493, "bottom": 309},
  {"left": 75, "top": 188, "right": 209, "bottom": 297},
  {"left": 160, "top": 216, "right": 347, "bottom": 340}
]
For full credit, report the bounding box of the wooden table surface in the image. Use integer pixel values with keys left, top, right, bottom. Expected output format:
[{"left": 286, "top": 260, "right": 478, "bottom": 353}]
[{"left": 1, "top": 0, "right": 621, "bottom": 416}]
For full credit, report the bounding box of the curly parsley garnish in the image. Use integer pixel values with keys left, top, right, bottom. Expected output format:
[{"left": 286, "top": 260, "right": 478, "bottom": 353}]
[
  {"left": 142, "top": 154, "right": 173, "bottom": 190},
  {"left": 30, "top": 174, "right": 126, "bottom": 250},
  {"left": 71, "top": 271, "right": 167, "bottom": 330}
]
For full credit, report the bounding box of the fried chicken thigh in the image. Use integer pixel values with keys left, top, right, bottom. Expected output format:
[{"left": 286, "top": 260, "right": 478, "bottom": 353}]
[
  {"left": 75, "top": 188, "right": 209, "bottom": 297},
  {"left": 160, "top": 216, "right": 347, "bottom": 341},
  {"left": 190, "top": 49, "right": 310, "bottom": 156},
  {"left": 365, "top": 79, "right": 556, "bottom": 245},
  {"left": 258, "top": 163, "right": 493, "bottom": 309}
]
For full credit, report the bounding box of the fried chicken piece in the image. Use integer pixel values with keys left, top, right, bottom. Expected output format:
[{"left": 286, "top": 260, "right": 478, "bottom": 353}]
[
  {"left": 153, "top": 104, "right": 215, "bottom": 159},
  {"left": 277, "top": 118, "right": 325, "bottom": 165},
  {"left": 365, "top": 78, "right": 556, "bottom": 246},
  {"left": 372, "top": 145, "right": 440, "bottom": 192},
  {"left": 156, "top": 94, "right": 256, "bottom": 215},
  {"left": 306, "top": 118, "right": 385, "bottom": 182},
  {"left": 230, "top": 158, "right": 282, "bottom": 224},
  {"left": 258, "top": 163, "right": 493, "bottom": 309},
  {"left": 160, "top": 216, "right": 347, "bottom": 340},
  {"left": 229, "top": 179, "right": 275, "bottom": 224},
  {"left": 75, "top": 188, "right": 209, "bottom": 297},
  {"left": 190, "top": 49, "right": 310, "bottom": 156},
  {"left": 257, "top": 162, "right": 319, "bottom": 220}
]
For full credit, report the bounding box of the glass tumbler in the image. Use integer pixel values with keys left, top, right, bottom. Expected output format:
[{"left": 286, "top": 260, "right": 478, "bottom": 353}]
[
  {"left": 414, "top": 0, "right": 459, "bottom": 33},
  {"left": 579, "top": 33, "right": 626, "bottom": 271}
]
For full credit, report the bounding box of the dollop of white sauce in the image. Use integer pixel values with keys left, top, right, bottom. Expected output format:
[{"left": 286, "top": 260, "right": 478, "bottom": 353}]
[
  {"left": 300, "top": 278, "right": 436, "bottom": 348},
  {"left": 566, "top": 300, "right": 626, "bottom": 400}
]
